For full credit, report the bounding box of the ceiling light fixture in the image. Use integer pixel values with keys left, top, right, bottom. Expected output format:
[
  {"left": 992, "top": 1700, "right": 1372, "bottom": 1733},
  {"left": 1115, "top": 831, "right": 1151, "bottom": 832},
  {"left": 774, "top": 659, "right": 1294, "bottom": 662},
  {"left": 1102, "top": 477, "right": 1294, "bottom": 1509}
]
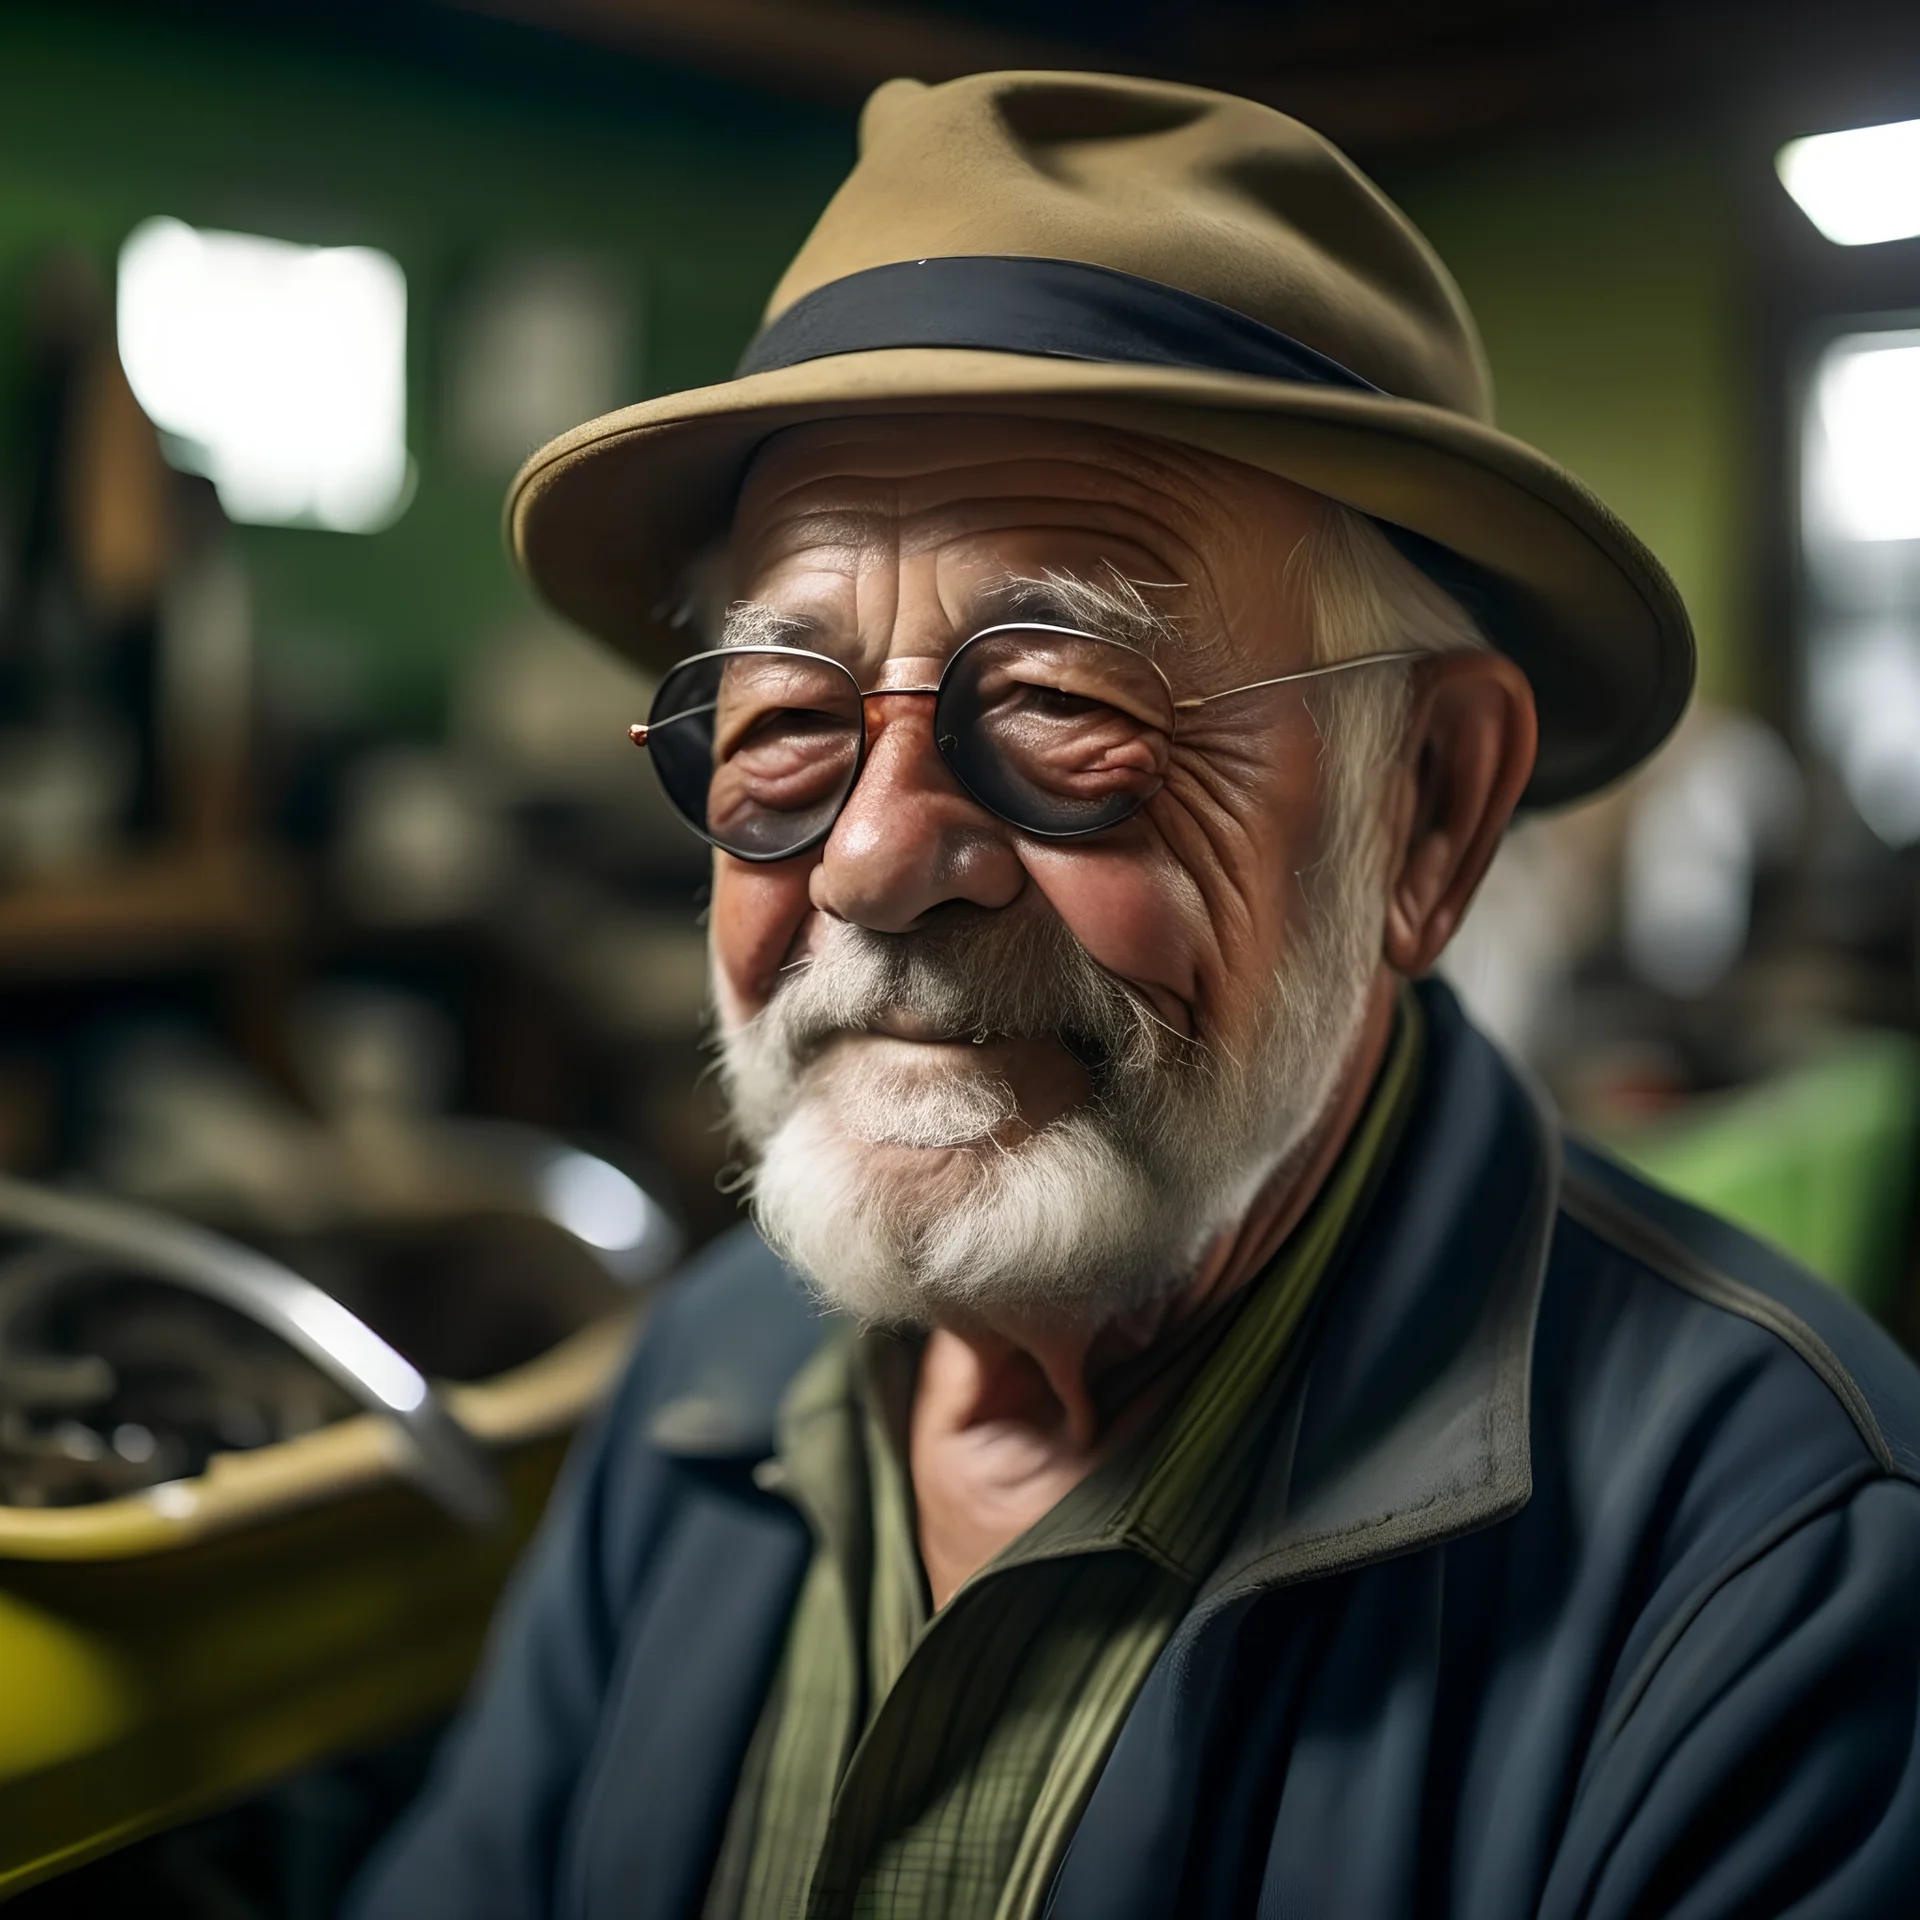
[{"left": 1776, "top": 117, "right": 1920, "bottom": 247}]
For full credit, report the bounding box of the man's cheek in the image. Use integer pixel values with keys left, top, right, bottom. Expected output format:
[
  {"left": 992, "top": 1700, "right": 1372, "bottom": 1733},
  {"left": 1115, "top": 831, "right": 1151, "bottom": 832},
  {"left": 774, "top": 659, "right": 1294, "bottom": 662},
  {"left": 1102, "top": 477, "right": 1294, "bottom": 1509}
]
[
  {"left": 710, "top": 857, "right": 815, "bottom": 1016},
  {"left": 1018, "top": 842, "right": 1213, "bottom": 1035}
]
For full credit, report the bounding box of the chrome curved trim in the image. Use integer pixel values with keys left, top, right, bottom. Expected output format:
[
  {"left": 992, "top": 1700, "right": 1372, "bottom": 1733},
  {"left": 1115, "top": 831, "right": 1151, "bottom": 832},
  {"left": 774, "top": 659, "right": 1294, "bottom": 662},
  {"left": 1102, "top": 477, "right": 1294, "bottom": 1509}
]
[{"left": 0, "top": 1175, "right": 506, "bottom": 1531}]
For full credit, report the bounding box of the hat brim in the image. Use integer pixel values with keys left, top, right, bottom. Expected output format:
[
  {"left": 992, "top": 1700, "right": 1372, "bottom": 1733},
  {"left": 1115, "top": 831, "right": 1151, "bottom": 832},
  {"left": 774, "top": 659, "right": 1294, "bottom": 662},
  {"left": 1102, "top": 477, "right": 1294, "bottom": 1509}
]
[{"left": 506, "top": 348, "right": 1695, "bottom": 807}]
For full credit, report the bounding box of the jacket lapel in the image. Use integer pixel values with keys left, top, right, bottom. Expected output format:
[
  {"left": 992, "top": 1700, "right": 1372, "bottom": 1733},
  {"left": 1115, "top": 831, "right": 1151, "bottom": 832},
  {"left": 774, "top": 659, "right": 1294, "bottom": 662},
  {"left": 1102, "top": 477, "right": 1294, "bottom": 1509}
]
[
  {"left": 564, "top": 1463, "right": 812, "bottom": 1920},
  {"left": 1205, "top": 980, "right": 1558, "bottom": 1605},
  {"left": 565, "top": 1239, "right": 829, "bottom": 1920},
  {"left": 1048, "top": 983, "right": 1559, "bottom": 1919}
]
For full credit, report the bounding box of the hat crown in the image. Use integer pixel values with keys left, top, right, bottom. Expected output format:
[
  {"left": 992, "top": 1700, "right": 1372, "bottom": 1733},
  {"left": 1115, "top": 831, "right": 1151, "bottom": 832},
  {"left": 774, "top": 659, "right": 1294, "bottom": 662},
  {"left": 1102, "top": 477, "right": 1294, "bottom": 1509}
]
[{"left": 766, "top": 71, "right": 1494, "bottom": 422}]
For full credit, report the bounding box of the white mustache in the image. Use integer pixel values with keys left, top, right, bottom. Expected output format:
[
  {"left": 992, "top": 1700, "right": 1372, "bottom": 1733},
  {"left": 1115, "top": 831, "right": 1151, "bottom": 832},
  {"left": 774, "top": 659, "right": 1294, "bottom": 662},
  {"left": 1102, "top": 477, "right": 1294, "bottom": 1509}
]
[
  {"left": 717, "top": 911, "right": 1178, "bottom": 1154},
  {"left": 752, "top": 917, "right": 1158, "bottom": 1068}
]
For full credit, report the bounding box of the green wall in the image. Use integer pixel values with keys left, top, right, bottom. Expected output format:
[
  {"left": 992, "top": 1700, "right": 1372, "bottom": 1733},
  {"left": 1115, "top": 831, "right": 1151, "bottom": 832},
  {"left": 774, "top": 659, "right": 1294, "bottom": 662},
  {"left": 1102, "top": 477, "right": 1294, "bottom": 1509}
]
[
  {"left": 1389, "top": 131, "right": 1750, "bottom": 707},
  {"left": 0, "top": 5, "right": 853, "bottom": 728}
]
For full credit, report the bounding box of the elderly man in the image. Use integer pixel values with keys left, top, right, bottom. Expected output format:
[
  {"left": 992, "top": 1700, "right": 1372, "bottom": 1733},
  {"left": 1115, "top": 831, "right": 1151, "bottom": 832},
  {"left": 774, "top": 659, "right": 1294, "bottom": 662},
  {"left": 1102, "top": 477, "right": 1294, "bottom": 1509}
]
[{"left": 354, "top": 71, "right": 1920, "bottom": 1920}]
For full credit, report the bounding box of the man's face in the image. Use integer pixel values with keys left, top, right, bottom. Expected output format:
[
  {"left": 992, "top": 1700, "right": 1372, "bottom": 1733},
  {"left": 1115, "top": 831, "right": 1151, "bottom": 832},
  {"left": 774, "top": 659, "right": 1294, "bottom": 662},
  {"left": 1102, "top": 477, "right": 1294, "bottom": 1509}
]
[{"left": 708, "top": 414, "right": 1392, "bottom": 1325}]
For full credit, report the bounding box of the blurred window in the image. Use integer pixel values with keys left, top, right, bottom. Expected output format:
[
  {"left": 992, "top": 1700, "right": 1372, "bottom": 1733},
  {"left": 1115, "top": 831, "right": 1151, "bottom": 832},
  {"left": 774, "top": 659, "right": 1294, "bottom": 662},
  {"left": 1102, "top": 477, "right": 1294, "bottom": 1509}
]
[
  {"left": 115, "top": 217, "right": 410, "bottom": 533},
  {"left": 1802, "top": 326, "right": 1920, "bottom": 846}
]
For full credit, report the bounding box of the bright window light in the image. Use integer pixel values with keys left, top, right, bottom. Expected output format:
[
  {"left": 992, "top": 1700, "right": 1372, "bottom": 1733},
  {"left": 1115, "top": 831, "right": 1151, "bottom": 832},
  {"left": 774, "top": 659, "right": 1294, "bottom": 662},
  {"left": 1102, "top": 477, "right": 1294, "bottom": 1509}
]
[
  {"left": 1802, "top": 326, "right": 1920, "bottom": 849},
  {"left": 116, "top": 216, "right": 410, "bottom": 532},
  {"left": 1811, "top": 625, "right": 1920, "bottom": 848},
  {"left": 1776, "top": 118, "right": 1920, "bottom": 247},
  {"left": 1804, "top": 332, "right": 1920, "bottom": 544}
]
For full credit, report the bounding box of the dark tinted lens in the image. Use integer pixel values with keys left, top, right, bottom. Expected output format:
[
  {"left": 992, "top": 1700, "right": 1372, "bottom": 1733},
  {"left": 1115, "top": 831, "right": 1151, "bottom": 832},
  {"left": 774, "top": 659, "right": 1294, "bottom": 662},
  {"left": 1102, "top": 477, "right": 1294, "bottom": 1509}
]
[
  {"left": 936, "top": 629, "right": 1174, "bottom": 836},
  {"left": 647, "top": 648, "right": 863, "bottom": 859}
]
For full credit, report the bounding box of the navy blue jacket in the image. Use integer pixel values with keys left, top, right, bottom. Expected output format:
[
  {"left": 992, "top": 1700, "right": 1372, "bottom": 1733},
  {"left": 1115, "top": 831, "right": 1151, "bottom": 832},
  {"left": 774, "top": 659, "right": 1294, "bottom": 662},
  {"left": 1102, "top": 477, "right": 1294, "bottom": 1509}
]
[{"left": 353, "top": 984, "right": 1920, "bottom": 1917}]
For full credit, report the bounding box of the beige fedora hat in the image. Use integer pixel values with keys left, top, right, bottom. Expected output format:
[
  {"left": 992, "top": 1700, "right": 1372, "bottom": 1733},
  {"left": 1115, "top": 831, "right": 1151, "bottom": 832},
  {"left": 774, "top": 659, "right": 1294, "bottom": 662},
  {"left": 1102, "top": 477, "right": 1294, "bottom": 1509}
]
[{"left": 507, "top": 70, "right": 1694, "bottom": 806}]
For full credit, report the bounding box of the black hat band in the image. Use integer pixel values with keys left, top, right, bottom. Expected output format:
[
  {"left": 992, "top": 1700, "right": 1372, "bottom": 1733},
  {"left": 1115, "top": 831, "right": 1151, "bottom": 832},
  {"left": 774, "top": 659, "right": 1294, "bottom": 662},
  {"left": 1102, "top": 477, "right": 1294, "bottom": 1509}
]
[{"left": 737, "top": 254, "right": 1502, "bottom": 636}]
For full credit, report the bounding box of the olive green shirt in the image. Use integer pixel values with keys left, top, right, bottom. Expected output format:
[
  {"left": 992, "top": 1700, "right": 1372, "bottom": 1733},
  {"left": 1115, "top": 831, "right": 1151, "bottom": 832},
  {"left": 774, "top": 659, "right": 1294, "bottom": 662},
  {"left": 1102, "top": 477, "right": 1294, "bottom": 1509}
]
[{"left": 705, "top": 1001, "right": 1423, "bottom": 1920}]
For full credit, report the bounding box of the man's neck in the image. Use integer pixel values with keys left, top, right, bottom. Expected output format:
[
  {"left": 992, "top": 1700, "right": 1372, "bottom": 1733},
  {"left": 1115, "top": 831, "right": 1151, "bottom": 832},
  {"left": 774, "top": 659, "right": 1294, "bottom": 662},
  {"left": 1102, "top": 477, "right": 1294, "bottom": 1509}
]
[{"left": 910, "top": 974, "right": 1402, "bottom": 1608}]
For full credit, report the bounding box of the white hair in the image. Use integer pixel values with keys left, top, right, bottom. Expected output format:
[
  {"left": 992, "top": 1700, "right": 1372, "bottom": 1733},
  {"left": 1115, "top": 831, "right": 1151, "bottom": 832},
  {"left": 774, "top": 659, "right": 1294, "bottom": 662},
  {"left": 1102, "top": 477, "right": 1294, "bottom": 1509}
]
[
  {"left": 714, "top": 498, "right": 1493, "bottom": 1329},
  {"left": 1293, "top": 502, "right": 1492, "bottom": 923}
]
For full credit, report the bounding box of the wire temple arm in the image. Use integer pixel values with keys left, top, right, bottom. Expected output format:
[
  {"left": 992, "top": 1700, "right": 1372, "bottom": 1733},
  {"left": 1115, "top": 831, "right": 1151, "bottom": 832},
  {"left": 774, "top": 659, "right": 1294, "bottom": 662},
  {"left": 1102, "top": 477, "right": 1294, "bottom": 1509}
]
[{"left": 1171, "top": 648, "right": 1428, "bottom": 712}]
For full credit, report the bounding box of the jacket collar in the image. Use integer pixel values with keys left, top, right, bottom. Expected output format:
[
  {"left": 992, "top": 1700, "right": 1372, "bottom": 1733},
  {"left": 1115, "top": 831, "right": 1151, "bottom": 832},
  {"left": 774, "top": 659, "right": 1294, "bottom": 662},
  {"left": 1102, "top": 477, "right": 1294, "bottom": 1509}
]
[
  {"left": 646, "top": 981, "right": 1558, "bottom": 1591},
  {"left": 1203, "top": 981, "right": 1557, "bottom": 1603}
]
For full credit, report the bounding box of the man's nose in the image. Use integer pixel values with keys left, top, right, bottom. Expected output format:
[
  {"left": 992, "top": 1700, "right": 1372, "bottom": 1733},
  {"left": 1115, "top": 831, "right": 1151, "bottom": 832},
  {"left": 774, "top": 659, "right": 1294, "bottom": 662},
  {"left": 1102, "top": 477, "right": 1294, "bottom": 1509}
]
[{"left": 809, "top": 691, "right": 1025, "bottom": 932}]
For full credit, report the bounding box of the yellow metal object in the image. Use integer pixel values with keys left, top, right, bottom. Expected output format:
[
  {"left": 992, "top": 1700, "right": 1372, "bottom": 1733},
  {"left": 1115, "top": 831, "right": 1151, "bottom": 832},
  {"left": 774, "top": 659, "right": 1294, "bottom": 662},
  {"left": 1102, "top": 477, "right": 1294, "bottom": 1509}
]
[{"left": 0, "top": 1311, "right": 636, "bottom": 1898}]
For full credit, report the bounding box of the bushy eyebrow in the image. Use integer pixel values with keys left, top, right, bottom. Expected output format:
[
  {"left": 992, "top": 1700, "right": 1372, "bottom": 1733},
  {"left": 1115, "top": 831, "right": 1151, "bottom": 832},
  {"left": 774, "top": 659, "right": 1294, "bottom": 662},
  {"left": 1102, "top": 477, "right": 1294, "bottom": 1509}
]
[
  {"left": 718, "top": 601, "right": 821, "bottom": 649},
  {"left": 715, "top": 567, "right": 1188, "bottom": 658},
  {"left": 975, "top": 568, "right": 1186, "bottom": 658}
]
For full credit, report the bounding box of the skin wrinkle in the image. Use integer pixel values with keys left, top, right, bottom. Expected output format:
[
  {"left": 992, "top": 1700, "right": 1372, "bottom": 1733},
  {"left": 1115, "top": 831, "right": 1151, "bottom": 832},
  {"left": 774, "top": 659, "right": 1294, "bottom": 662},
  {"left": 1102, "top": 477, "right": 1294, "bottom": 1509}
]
[
  {"left": 734, "top": 444, "right": 1229, "bottom": 662},
  {"left": 704, "top": 412, "right": 1537, "bottom": 1605}
]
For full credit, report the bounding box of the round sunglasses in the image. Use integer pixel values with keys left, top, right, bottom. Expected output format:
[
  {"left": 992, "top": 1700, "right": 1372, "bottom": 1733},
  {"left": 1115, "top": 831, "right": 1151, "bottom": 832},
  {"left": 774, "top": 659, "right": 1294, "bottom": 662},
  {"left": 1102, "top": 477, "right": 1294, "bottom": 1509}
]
[{"left": 628, "top": 623, "right": 1423, "bottom": 863}]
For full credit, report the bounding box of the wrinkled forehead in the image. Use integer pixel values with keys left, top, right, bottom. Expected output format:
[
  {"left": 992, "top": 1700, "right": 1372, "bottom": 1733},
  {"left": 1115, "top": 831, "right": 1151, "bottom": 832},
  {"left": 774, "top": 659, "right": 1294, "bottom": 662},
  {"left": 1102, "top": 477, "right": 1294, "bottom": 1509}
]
[{"left": 729, "top": 413, "right": 1319, "bottom": 578}]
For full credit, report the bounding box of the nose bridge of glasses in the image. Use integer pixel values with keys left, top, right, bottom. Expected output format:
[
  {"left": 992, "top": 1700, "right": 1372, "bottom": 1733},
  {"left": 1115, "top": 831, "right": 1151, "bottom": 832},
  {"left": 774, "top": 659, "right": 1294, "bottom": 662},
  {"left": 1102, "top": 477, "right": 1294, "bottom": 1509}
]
[{"left": 862, "top": 653, "right": 946, "bottom": 699}]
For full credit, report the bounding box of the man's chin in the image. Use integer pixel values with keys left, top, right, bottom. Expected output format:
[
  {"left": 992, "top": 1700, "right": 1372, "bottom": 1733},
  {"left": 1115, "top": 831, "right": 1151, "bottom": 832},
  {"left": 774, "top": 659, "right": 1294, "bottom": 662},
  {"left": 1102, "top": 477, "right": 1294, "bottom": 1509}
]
[
  {"left": 815, "top": 1030, "right": 1092, "bottom": 1140},
  {"left": 844, "top": 1114, "right": 1048, "bottom": 1157},
  {"left": 793, "top": 1053, "right": 1048, "bottom": 1157},
  {"left": 828, "top": 1111, "right": 1026, "bottom": 1188},
  {"left": 743, "top": 1096, "right": 1209, "bottom": 1332}
]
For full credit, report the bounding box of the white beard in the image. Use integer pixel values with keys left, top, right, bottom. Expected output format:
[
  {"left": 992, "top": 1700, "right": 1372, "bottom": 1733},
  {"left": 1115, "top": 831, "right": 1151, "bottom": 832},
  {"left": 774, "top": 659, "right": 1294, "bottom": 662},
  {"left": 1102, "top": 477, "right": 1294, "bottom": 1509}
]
[{"left": 715, "top": 869, "right": 1384, "bottom": 1331}]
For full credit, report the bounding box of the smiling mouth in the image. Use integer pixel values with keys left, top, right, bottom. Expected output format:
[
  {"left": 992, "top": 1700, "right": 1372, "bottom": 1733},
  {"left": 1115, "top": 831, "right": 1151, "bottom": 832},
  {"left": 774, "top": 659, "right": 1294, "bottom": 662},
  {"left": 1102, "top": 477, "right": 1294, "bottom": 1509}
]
[
  {"left": 838, "top": 1018, "right": 1112, "bottom": 1081},
  {"left": 865, "top": 1012, "right": 972, "bottom": 1045}
]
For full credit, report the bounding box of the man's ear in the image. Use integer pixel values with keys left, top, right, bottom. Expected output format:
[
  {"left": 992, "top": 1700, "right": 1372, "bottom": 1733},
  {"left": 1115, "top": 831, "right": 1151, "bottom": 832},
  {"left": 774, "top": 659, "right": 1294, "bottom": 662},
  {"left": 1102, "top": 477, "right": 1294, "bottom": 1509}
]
[{"left": 1381, "top": 652, "right": 1538, "bottom": 977}]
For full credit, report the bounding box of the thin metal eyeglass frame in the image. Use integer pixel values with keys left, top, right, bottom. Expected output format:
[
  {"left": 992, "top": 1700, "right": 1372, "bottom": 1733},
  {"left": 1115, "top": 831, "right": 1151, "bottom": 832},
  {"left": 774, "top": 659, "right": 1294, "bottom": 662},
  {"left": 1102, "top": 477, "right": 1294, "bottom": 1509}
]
[{"left": 628, "top": 622, "right": 1426, "bottom": 859}]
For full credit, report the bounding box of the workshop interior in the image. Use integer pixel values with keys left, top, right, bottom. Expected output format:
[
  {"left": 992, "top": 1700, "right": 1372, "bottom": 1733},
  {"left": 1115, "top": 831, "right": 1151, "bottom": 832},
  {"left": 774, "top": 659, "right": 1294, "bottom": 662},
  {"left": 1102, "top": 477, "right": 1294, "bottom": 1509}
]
[{"left": 0, "top": 0, "right": 1917, "bottom": 1910}]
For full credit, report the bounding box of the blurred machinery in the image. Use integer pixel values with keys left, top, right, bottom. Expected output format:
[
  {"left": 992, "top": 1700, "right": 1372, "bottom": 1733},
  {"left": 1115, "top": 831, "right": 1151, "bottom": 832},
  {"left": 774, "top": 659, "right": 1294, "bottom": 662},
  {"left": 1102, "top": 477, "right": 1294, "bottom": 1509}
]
[{"left": 0, "top": 1083, "right": 678, "bottom": 1900}]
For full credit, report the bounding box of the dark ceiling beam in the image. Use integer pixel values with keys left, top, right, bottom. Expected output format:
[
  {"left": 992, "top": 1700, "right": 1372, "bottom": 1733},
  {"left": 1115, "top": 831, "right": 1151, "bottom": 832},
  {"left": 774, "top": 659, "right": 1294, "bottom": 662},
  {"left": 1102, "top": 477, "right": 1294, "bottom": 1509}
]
[
  {"left": 441, "top": 0, "right": 1098, "bottom": 107},
  {"left": 432, "top": 0, "right": 1643, "bottom": 153},
  {"left": 433, "top": 0, "right": 1920, "bottom": 157}
]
